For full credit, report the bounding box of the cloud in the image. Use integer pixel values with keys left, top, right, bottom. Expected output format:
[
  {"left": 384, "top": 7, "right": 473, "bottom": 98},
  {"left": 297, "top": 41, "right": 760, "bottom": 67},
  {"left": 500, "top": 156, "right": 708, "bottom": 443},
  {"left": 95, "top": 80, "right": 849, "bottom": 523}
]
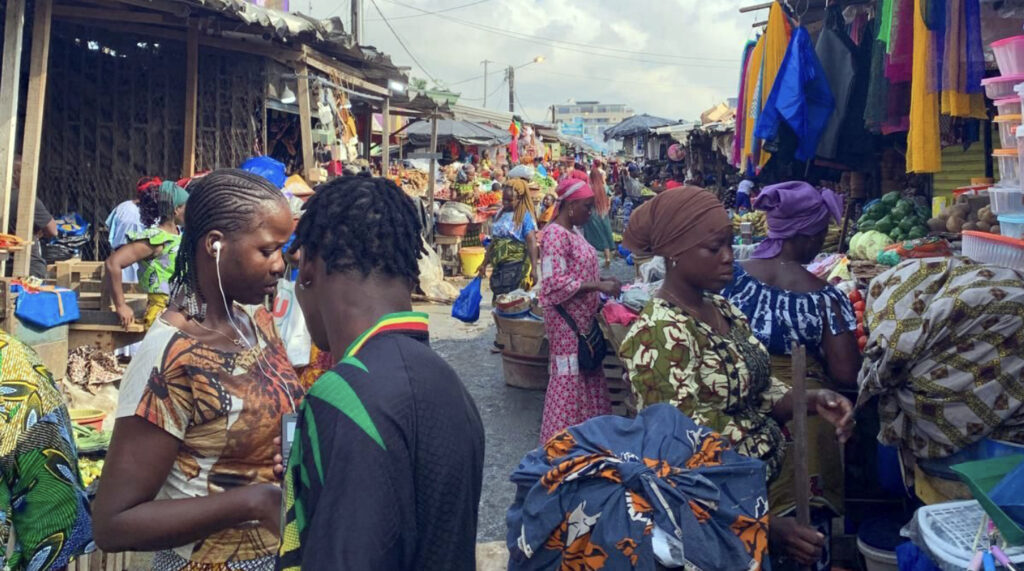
[{"left": 309, "top": 0, "right": 754, "bottom": 122}]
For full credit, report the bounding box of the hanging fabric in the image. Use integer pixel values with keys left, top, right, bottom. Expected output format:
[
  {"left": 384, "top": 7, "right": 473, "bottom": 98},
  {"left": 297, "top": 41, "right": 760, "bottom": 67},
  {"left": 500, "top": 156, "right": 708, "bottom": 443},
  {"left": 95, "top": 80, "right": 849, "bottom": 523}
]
[
  {"left": 732, "top": 40, "right": 756, "bottom": 168},
  {"left": 815, "top": 4, "right": 857, "bottom": 160},
  {"left": 739, "top": 2, "right": 792, "bottom": 174},
  {"left": 907, "top": 0, "right": 941, "bottom": 173},
  {"left": 754, "top": 27, "right": 835, "bottom": 162}
]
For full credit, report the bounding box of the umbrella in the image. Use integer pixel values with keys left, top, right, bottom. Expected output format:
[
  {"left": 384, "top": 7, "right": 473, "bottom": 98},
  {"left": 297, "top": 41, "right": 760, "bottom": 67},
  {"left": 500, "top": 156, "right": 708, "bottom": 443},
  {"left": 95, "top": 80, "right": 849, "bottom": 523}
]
[
  {"left": 404, "top": 119, "right": 512, "bottom": 147},
  {"left": 604, "top": 114, "right": 679, "bottom": 141}
]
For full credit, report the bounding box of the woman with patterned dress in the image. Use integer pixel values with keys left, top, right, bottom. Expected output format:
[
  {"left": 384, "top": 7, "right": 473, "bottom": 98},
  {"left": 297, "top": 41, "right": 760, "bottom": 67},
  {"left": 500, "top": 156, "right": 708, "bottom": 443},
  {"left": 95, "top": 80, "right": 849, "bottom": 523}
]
[
  {"left": 537, "top": 177, "right": 621, "bottom": 444},
  {"left": 0, "top": 330, "right": 94, "bottom": 570},
  {"left": 477, "top": 178, "right": 539, "bottom": 300},
  {"left": 617, "top": 186, "right": 855, "bottom": 570},
  {"left": 104, "top": 180, "right": 188, "bottom": 329},
  {"left": 723, "top": 181, "right": 860, "bottom": 535},
  {"left": 93, "top": 170, "right": 304, "bottom": 571}
]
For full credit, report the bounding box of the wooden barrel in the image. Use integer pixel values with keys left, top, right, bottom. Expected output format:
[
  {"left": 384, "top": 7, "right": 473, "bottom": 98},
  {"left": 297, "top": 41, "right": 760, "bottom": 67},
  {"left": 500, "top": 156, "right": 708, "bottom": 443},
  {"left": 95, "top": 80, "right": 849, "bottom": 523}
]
[
  {"left": 501, "top": 352, "right": 549, "bottom": 391},
  {"left": 493, "top": 313, "right": 548, "bottom": 357}
]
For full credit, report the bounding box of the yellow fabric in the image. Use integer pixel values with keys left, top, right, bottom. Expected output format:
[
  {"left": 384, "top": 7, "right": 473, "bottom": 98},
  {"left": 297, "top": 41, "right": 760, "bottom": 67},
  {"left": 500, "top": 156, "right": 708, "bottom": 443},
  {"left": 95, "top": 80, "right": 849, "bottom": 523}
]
[
  {"left": 939, "top": 0, "right": 986, "bottom": 120},
  {"left": 741, "top": 2, "right": 791, "bottom": 171},
  {"left": 907, "top": 0, "right": 941, "bottom": 173},
  {"left": 143, "top": 293, "right": 169, "bottom": 329}
]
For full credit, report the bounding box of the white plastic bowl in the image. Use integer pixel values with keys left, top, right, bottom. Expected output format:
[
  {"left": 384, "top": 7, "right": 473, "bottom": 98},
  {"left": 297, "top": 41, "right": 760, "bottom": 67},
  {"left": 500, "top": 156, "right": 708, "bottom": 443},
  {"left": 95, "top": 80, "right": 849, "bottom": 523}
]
[
  {"left": 983, "top": 75, "right": 1024, "bottom": 100},
  {"left": 996, "top": 96, "right": 1023, "bottom": 116},
  {"left": 994, "top": 149, "right": 1020, "bottom": 187},
  {"left": 999, "top": 213, "right": 1024, "bottom": 239},
  {"left": 992, "top": 35, "right": 1024, "bottom": 76},
  {"left": 995, "top": 114, "right": 1022, "bottom": 148},
  {"left": 989, "top": 184, "right": 1024, "bottom": 215}
]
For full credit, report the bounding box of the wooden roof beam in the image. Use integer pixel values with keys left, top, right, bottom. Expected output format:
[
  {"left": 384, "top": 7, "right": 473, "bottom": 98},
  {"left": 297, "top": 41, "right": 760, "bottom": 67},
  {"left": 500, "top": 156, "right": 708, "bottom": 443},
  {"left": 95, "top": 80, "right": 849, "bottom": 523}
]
[{"left": 302, "top": 46, "right": 389, "bottom": 96}]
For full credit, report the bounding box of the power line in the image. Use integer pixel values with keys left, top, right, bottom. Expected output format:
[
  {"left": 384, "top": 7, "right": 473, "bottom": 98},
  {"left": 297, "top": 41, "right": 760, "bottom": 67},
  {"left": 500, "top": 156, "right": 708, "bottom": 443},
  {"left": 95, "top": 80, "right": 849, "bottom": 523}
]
[
  {"left": 367, "top": 0, "right": 494, "bottom": 21},
  {"left": 379, "top": 0, "right": 738, "bottom": 66},
  {"left": 513, "top": 89, "right": 532, "bottom": 123},
  {"left": 368, "top": 0, "right": 441, "bottom": 85},
  {"left": 459, "top": 76, "right": 507, "bottom": 102}
]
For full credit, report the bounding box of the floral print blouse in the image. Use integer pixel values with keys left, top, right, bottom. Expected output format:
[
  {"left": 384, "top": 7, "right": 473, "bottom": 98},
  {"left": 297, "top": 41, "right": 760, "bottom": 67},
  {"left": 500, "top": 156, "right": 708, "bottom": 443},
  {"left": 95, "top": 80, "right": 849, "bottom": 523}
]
[{"left": 619, "top": 295, "right": 790, "bottom": 480}]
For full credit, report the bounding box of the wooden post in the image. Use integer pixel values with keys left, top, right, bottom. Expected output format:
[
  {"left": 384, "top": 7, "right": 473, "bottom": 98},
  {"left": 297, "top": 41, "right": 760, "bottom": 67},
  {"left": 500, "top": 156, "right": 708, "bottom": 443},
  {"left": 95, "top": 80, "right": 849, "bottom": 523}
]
[
  {"left": 381, "top": 96, "right": 390, "bottom": 175},
  {"left": 0, "top": 0, "right": 25, "bottom": 234},
  {"left": 790, "top": 342, "right": 811, "bottom": 538},
  {"left": 426, "top": 112, "right": 438, "bottom": 244},
  {"left": 362, "top": 107, "right": 372, "bottom": 162},
  {"left": 295, "top": 62, "right": 315, "bottom": 182},
  {"left": 181, "top": 19, "right": 198, "bottom": 178},
  {"left": 13, "top": 0, "right": 52, "bottom": 277}
]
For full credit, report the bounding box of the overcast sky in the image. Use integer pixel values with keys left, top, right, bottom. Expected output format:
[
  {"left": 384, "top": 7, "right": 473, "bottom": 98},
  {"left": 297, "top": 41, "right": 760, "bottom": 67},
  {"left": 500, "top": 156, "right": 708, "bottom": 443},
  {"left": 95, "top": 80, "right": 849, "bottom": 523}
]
[{"left": 305, "top": 0, "right": 759, "bottom": 122}]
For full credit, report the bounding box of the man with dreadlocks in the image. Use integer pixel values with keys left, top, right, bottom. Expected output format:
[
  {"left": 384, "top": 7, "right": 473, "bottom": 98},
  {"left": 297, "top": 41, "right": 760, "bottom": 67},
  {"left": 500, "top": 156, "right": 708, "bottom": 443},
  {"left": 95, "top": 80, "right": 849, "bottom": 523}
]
[
  {"left": 95, "top": 169, "right": 304, "bottom": 571},
  {"left": 278, "top": 175, "right": 485, "bottom": 571}
]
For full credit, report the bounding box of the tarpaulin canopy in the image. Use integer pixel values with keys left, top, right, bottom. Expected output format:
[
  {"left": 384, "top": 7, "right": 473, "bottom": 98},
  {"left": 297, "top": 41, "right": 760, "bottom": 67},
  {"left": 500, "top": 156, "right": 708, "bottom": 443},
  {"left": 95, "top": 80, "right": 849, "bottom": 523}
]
[
  {"left": 603, "top": 113, "right": 678, "bottom": 141},
  {"left": 404, "top": 119, "right": 512, "bottom": 146}
]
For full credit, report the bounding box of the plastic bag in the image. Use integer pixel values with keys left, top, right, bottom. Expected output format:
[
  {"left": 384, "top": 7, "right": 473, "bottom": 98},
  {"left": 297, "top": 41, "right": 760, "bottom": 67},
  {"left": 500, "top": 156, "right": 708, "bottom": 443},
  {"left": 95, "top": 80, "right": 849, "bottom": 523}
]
[
  {"left": 240, "top": 156, "right": 287, "bottom": 188},
  {"left": 452, "top": 277, "right": 482, "bottom": 323},
  {"left": 272, "top": 279, "right": 311, "bottom": 367},
  {"left": 13, "top": 283, "right": 79, "bottom": 328}
]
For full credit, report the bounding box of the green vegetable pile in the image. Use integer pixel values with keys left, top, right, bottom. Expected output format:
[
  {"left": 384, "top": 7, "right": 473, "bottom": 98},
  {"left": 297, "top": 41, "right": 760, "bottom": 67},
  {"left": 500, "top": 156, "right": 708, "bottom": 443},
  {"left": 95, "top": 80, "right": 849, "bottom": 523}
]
[
  {"left": 533, "top": 174, "right": 556, "bottom": 192},
  {"left": 855, "top": 191, "right": 930, "bottom": 243}
]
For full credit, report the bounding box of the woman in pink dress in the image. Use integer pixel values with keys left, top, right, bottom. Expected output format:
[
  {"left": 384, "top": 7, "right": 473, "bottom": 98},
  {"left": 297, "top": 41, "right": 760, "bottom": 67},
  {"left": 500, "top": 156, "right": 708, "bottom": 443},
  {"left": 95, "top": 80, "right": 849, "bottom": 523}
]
[{"left": 537, "top": 176, "right": 622, "bottom": 443}]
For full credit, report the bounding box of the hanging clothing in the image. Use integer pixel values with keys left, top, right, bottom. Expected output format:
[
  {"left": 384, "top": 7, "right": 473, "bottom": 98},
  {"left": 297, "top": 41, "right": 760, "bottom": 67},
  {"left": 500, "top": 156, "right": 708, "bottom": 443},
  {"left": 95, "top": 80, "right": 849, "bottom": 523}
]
[
  {"left": 938, "top": 0, "right": 987, "bottom": 119},
  {"left": 732, "top": 41, "right": 756, "bottom": 168},
  {"left": 754, "top": 27, "right": 835, "bottom": 163},
  {"left": 907, "top": 0, "right": 941, "bottom": 173},
  {"left": 815, "top": 5, "right": 857, "bottom": 160},
  {"left": 537, "top": 223, "right": 612, "bottom": 444},
  {"left": 740, "top": 2, "right": 792, "bottom": 173}
]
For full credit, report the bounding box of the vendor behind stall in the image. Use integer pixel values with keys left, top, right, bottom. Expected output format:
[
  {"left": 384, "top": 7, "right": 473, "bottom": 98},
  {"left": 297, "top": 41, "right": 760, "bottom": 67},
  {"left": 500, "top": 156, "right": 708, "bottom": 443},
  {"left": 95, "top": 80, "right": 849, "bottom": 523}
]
[
  {"left": 722, "top": 180, "right": 860, "bottom": 541},
  {"left": 618, "top": 186, "right": 855, "bottom": 569},
  {"left": 104, "top": 181, "right": 188, "bottom": 329},
  {"left": 477, "top": 178, "right": 539, "bottom": 300}
]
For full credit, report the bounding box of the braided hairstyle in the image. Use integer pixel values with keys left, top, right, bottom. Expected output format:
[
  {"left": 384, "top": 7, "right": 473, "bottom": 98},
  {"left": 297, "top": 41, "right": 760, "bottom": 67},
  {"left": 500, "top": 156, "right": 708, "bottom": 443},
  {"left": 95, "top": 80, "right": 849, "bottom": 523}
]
[
  {"left": 170, "top": 169, "right": 285, "bottom": 318},
  {"left": 290, "top": 175, "right": 422, "bottom": 286}
]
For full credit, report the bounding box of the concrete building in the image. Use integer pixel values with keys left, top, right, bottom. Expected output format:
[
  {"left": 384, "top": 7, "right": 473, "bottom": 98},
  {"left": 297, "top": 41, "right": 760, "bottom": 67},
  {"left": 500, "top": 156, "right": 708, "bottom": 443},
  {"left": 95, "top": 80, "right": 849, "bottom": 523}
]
[{"left": 550, "top": 101, "right": 634, "bottom": 153}]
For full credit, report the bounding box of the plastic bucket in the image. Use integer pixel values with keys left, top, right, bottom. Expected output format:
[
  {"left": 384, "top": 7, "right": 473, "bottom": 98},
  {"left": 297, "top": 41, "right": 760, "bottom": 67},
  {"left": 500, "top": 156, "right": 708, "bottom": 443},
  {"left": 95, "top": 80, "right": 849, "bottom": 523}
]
[
  {"left": 459, "top": 246, "right": 486, "bottom": 277},
  {"left": 70, "top": 408, "right": 106, "bottom": 431}
]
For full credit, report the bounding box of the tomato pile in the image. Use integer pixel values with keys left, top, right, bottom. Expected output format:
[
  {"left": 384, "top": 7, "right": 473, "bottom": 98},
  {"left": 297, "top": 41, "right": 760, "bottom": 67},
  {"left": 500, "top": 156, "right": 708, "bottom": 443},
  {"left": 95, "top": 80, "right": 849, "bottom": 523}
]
[
  {"left": 849, "top": 289, "right": 867, "bottom": 352},
  {"left": 476, "top": 191, "right": 502, "bottom": 208}
]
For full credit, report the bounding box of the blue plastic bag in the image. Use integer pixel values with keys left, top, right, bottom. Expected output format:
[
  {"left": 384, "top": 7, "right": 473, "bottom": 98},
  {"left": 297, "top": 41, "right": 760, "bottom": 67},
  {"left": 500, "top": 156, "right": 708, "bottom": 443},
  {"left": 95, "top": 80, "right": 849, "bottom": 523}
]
[
  {"left": 240, "top": 156, "right": 287, "bottom": 188},
  {"left": 452, "top": 277, "right": 482, "bottom": 323},
  {"left": 12, "top": 284, "right": 79, "bottom": 328}
]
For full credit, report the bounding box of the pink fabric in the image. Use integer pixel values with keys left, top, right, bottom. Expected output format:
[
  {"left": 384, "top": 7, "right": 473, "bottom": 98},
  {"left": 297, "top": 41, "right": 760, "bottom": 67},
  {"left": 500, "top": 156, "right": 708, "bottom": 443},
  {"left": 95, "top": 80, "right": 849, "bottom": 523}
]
[
  {"left": 537, "top": 223, "right": 612, "bottom": 444},
  {"left": 602, "top": 301, "right": 638, "bottom": 326}
]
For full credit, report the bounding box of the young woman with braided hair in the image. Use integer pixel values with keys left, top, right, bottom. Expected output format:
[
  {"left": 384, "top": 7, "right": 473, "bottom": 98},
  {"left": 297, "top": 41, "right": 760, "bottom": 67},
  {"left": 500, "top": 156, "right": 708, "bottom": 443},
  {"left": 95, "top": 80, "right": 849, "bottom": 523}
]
[
  {"left": 477, "top": 177, "right": 540, "bottom": 300},
  {"left": 278, "top": 175, "right": 484, "bottom": 571},
  {"left": 94, "top": 169, "right": 304, "bottom": 571},
  {"left": 104, "top": 180, "right": 187, "bottom": 329}
]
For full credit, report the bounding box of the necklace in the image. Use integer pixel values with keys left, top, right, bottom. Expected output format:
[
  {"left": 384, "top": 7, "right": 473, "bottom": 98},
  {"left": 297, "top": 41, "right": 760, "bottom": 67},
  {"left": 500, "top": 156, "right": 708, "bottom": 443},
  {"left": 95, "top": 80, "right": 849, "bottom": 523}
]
[{"left": 191, "top": 318, "right": 245, "bottom": 348}]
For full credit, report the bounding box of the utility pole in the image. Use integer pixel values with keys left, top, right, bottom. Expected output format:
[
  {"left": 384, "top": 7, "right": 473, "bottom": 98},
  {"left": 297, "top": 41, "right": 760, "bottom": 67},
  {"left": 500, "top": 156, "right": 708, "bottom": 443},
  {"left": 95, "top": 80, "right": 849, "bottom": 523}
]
[
  {"left": 481, "top": 60, "right": 493, "bottom": 108},
  {"left": 507, "top": 65, "right": 514, "bottom": 113},
  {"left": 351, "top": 0, "right": 363, "bottom": 46}
]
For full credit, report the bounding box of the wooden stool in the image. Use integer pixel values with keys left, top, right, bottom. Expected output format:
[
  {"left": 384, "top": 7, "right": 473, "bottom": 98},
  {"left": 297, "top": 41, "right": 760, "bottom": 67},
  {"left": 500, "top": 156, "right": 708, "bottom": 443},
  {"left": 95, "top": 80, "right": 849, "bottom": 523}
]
[{"left": 434, "top": 235, "right": 462, "bottom": 277}]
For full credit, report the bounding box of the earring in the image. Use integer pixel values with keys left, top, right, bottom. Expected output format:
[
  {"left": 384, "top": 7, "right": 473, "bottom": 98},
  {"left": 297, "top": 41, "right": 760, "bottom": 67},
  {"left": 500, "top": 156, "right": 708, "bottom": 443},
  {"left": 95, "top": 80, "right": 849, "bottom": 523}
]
[
  {"left": 671, "top": 259, "right": 678, "bottom": 268},
  {"left": 298, "top": 281, "right": 312, "bottom": 290}
]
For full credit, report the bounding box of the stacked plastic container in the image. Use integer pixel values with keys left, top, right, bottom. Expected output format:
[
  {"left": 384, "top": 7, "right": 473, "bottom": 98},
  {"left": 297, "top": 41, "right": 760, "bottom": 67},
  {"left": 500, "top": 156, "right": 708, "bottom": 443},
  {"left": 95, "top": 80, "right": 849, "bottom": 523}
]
[{"left": 965, "top": 35, "right": 1024, "bottom": 268}]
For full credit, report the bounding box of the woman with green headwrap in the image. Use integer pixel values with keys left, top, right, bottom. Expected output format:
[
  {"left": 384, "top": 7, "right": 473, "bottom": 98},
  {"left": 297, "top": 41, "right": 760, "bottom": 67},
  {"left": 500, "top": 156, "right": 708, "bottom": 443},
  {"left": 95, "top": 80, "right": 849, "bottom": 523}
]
[{"left": 104, "top": 180, "right": 188, "bottom": 329}]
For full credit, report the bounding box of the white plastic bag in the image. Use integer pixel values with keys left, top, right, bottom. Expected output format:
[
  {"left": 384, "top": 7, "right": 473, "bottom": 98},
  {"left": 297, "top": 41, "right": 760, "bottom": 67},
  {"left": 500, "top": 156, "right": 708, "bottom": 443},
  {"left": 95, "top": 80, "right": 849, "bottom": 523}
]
[{"left": 272, "top": 279, "right": 312, "bottom": 367}]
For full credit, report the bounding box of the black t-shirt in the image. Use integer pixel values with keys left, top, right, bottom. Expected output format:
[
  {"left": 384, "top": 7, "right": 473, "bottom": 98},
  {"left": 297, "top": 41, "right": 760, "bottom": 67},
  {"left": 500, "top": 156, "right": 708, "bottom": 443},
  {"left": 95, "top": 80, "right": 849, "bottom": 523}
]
[{"left": 278, "top": 313, "right": 485, "bottom": 571}]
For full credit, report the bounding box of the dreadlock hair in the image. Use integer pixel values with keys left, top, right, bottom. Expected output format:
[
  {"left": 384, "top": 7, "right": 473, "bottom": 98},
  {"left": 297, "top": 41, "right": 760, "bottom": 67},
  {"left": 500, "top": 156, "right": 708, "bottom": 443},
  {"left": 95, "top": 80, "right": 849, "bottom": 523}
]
[
  {"left": 170, "top": 169, "right": 285, "bottom": 320},
  {"left": 290, "top": 175, "right": 422, "bottom": 287},
  {"left": 138, "top": 182, "right": 175, "bottom": 227}
]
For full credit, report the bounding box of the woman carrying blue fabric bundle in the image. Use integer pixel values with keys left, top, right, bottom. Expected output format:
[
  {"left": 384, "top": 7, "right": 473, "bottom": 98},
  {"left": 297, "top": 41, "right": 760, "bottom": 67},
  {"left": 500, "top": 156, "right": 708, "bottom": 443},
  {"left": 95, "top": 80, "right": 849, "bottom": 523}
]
[{"left": 723, "top": 180, "right": 861, "bottom": 570}]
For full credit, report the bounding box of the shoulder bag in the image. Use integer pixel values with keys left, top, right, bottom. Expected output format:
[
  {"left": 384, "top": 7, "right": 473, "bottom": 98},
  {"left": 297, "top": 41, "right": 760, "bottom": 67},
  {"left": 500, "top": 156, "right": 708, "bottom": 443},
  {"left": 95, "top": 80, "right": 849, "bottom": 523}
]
[{"left": 553, "top": 304, "right": 607, "bottom": 372}]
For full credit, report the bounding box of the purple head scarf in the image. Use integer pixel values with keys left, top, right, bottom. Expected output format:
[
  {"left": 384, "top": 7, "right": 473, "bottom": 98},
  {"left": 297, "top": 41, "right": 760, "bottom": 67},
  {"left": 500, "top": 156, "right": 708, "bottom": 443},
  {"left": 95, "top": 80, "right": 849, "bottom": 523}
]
[{"left": 750, "top": 181, "right": 843, "bottom": 259}]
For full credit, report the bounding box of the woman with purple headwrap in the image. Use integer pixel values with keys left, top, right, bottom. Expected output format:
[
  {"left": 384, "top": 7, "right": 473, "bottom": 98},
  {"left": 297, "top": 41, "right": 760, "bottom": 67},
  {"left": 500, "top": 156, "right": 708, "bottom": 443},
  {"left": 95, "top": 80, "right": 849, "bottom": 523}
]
[{"left": 722, "top": 180, "right": 861, "bottom": 570}]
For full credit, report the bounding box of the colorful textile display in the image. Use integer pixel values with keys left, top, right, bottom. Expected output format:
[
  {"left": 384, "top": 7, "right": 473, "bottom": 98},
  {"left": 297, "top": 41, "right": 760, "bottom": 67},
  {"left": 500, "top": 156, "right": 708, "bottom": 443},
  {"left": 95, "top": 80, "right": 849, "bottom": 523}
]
[
  {"left": 754, "top": 26, "right": 836, "bottom": 163},
  {"left": 907, "top": 0, "right": 941, "bottom": 173},
  {"left": 857, "top": 258, "right": 1024, "bottom": 459},
  {"left": 507, "top": 404, "right": 770, "bottom": 570},
  {"left": 732, "top": 41, "right": 756, "bottom": 168},
  {"left": 739, "top": 2, "right": 792, "bottom": 174}
]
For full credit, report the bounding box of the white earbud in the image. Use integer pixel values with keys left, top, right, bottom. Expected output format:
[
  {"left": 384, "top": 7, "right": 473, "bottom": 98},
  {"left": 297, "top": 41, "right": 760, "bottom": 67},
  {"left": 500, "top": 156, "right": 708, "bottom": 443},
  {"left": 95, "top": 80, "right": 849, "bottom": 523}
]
[{"left": 212, "top": 241, "right": 222, "bottom": 253}]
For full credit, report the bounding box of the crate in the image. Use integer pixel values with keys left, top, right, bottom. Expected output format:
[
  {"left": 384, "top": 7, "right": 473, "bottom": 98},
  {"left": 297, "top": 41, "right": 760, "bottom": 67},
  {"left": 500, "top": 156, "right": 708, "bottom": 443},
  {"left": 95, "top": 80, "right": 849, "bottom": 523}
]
[
  {"left": 602, "top": 355, "right": 636, "bottom": 418},
  {"left": 69, "top": 550, "right": 132, "bottom": 571}
]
